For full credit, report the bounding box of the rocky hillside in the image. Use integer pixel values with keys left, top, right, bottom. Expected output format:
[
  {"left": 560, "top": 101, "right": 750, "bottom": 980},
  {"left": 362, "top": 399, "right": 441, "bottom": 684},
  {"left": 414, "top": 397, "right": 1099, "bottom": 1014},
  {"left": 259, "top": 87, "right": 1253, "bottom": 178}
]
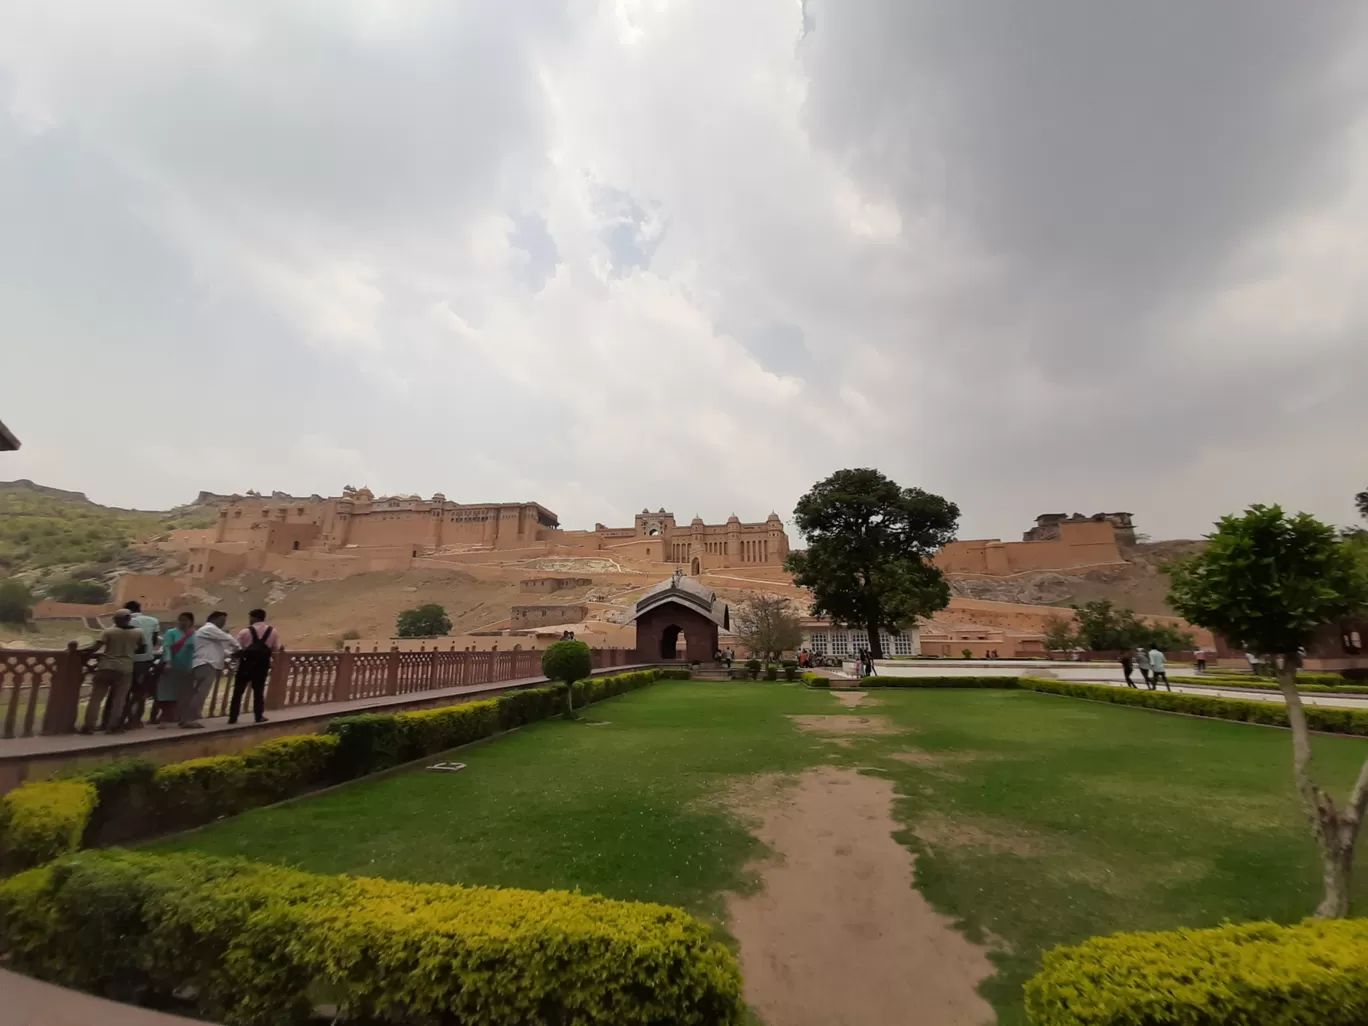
[
  {"left": 947, "top": 540, "right": 1205, "bottom": 616},
  {"left": 0, "top": 479, "right": 216, "bottom": 586}
]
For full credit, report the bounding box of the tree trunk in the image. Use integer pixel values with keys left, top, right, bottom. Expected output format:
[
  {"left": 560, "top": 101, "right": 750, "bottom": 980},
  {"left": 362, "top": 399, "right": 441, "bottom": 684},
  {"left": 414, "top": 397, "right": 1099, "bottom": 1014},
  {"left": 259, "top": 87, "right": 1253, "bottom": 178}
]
[
  {"left": 866, "top": 620, "right": 884, "bottom": 660},
  {"left": 1277, "top": 657, "right": 1368, "bottom": 918},
  {"left": 564, "top": 681, "right": 576, "bottom": 720}
]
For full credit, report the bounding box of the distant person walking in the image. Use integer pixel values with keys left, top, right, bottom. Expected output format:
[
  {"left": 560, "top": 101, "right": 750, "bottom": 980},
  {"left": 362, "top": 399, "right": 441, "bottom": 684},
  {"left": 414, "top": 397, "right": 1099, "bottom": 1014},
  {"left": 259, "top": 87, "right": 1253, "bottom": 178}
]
[
  {"left": 185, "top": 611, "right": 239, "bottom": 729},
  {"left": 1119, "top": 650, "right": 1136, "bottom": 687},
  {"left": 1135, "top": 646, "right": 1152, "bottom": 689},
  {"left": 155, "top": 612, "right": 196, "bottom": 726},
  {"left": 231, "top": 608, "right": 282, "bottom": 725},
  {"left": 123, "top": 600, "right": 161, "bottom": 729},
  {"left": 1148, "top": 645, "right": 1170, "bottom": 691},
  {"left": 79, "top": 610, "right": 145, "bottom": 734},
  {"left": 1193, "top": 646, "right": 1207, "bottom": 673}
]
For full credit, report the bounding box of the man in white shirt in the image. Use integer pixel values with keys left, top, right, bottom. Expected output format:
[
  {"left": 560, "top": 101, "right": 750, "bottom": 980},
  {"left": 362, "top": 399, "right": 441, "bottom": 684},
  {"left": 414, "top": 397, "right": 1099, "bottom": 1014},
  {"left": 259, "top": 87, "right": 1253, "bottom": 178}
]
[
  {"left": 1148, "top": 645, "right": 1170, "bottom": 691},
  {"left": 183, "top": 610, "right": 240, "bottom": 729}
]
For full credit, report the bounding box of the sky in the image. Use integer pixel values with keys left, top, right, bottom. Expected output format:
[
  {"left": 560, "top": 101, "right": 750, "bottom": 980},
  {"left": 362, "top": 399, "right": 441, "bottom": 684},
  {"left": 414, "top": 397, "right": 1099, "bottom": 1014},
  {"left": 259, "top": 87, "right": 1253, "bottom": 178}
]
[{"left": 3, "top": 0, "right": 1367, "bottom": 542}]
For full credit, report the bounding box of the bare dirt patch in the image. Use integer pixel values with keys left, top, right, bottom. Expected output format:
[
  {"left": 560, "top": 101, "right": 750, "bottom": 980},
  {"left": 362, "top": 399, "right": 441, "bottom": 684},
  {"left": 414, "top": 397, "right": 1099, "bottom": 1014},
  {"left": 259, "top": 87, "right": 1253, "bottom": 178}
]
[
  {"left": 726, "top": 767, "right": 995, "bottom": 1026},
  {"left": 890, "top": 748, "right": 1006, "bottom": 768},
  {"left": 913, "top": 812, "right": 1055, "bottom": 858},
  {"left": 787, "top": 714, "right": 904, "bottom": 736},
  {"left": 829, "top": 690, "right": 873, "bottom": 709}
]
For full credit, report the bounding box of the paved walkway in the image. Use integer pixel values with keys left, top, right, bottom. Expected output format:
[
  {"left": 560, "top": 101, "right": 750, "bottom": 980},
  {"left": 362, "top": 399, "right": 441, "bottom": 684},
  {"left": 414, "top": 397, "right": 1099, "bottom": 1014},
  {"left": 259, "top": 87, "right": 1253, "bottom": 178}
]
[
  {"left": 1, "top": 968, "right": 211, "bottom": 1026},
  {"left": 857, "top": 660, "right": 1368, "bottom": 711},
  {"left": 0, "top": 665, "right": 654, "bottom": 760}
]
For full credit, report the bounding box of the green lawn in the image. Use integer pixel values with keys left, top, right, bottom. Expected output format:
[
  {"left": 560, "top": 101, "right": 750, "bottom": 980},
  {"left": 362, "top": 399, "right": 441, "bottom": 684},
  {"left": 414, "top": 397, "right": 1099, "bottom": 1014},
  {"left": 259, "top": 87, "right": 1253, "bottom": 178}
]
[{"left": 152, "top": 682, "right": 1368, "bottom": 1025}]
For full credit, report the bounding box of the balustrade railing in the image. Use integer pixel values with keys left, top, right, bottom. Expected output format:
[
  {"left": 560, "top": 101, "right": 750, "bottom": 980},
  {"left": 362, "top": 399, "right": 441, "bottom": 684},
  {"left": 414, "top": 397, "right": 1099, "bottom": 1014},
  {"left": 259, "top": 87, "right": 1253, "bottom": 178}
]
[{"left": 0, "top": 643, "right": 633, "bottom": 739}]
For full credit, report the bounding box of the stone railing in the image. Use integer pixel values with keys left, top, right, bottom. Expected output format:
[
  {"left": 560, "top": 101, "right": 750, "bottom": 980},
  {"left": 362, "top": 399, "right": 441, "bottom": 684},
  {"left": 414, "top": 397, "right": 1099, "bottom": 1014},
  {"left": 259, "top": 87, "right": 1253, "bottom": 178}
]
[{"left": 0, "top": 644, "right": 634, "bottom": 739}]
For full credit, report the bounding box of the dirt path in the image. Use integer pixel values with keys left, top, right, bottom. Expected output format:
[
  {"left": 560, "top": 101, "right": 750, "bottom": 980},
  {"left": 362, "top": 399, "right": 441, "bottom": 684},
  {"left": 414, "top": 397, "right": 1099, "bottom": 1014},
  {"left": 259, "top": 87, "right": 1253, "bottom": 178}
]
[{"left": 726, "top": 767, "right": 995, "bottom": 1026}]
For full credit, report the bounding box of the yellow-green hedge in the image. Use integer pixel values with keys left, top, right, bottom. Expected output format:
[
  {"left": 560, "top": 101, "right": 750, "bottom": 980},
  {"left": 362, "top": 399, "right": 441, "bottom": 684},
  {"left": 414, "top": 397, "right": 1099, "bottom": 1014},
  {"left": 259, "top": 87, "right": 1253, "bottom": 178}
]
[
  {"left": 0, "top": 779, "right": 96, "bottom": 874},
  {"left": 0, "top": 849, "right": 743, "bottom": 1026},
  {"left": 1024, "top": 918, "right": 1368, "bottom": 1025}
]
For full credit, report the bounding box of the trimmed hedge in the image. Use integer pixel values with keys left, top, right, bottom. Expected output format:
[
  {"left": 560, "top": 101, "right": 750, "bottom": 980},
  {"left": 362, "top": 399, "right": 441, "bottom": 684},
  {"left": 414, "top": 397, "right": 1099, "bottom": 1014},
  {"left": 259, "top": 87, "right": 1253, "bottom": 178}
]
[
  {"left": 1024, "top": 918, "right": 1368, "bottom": 1026},
  {"left": 1020, "top": 676, "right": 1368, "bottom": 736},
  {"left": 0, "top": 779, "right": 96, "bottom": 874},
  {"left": 806, "top": 674, "right": 1368, "bottom": 737},
  {"left": 2, "top": 668, "right": 677, "bottom": 870},
  {"left": 850, "top": 675, "right": 1021, "bottom": 689},
  {"left": 1168, "top": 675, "right": 1368, "bottom": 696},
  {"left": 0, "top": 848, "right": 744, "bottom": 1026}
]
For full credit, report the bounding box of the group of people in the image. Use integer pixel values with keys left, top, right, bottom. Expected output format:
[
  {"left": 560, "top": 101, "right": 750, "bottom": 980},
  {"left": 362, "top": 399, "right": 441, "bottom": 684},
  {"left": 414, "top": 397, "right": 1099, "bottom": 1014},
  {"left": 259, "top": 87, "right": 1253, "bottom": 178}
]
[
  {"left": 1119, "top": 645, "right": 1171, "bottom": 690},
  {"left": 80, "top": 603, "right": 284, "bottom": 734}
]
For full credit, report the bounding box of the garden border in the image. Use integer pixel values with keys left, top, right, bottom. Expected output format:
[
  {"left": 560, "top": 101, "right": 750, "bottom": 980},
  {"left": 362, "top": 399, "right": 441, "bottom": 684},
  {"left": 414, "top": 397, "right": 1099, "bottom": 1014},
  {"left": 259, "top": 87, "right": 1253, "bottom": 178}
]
[{"left": 1, "top": 669, "right": 688, "bottom": 874}]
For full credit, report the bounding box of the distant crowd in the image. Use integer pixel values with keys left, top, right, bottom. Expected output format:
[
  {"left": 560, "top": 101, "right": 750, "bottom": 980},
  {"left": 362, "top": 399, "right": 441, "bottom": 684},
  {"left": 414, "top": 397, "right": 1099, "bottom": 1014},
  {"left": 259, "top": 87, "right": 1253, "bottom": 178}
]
[{"left": 79, "top": 603, "right": 284, "bottom": 734}]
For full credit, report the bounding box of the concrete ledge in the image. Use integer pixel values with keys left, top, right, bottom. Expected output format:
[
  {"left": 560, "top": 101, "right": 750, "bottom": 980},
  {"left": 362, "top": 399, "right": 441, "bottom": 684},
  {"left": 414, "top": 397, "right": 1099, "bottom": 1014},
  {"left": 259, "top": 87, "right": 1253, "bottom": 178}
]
[
  {"left": 1, "top": 968, "right": 211, "bottom": 1026},
  {"left": 0, "top": 664, "right": 659, "bottom": 794}
]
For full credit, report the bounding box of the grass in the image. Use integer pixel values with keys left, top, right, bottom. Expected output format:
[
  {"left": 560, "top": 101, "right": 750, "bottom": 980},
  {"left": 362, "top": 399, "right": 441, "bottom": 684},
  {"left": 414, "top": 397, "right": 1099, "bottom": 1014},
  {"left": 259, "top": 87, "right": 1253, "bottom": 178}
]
[{"left": 152, "top": 682, "right": 1368, "bottom": 1025}]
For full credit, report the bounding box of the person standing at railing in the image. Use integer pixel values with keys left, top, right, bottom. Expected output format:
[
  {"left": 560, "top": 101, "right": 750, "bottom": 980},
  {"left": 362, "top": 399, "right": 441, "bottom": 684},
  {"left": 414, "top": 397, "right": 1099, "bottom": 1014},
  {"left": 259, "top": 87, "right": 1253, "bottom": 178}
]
[
  {"left": 184, "top": 611, "right": 239, "bottom": 729},
  {"left": 230, "top": 608, "right": 282, "bottom": 725},
  {"left": 78, "top": 609, "right": 145, "bottom": 734},
  {"left": 155, "top": 612, "right": 196, "bottom": 727},
  {"left": 122, "top": 600, "right": 161, "bottom": 729}
]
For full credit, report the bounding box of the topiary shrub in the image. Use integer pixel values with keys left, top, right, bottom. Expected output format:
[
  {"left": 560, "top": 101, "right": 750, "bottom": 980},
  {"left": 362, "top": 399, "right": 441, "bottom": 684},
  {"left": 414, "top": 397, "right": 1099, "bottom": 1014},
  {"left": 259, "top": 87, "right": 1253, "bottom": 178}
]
[
  {"left": 1024, "top": 918, "right": 1368, "bottom": 1026},
  {"left": 764, "top": 665, "right": 779, "bottom": 681},
  {"left": 0, "top": 779, "right": 96, "bottom": 874},
  {"left": 541, "top": 639, "right": 593, "bottom": 719},
  {"left": 783, "top": 665, "right": 798, "bottom": 681},
  {"left": 0, "top": 849, "right": 746, "bottom": 1026},
  {"left": 745, "top": 659, "right": 761, "bottom": 680}
]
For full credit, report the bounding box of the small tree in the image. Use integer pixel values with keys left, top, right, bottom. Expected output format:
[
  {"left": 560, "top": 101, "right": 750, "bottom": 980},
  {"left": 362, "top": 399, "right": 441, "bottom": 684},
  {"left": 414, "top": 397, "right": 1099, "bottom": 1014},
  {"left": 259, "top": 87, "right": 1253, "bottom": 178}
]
[
  {"left": 1169, "top": 505, "right": 1368, "bottom": 917},
  {"left": 1071, "top": 600, "right": 1142, "bottom": 651},
  {"left": 0, "top": 579, "right": 32, "bottom": 625},
  {"left": 1356, "top": 487, "right": 1368, "bottom": 523},
  {"left": 1042, "top": 613, "right": 1077, "bottom": 653},
  {"left": 541, "top": 639, "right": 592, "bottom": 719},
  {"left": 786, "top": 469, "right": 958, "bottom": 659},
  {"left": 732, "top": 593, "right": 803, "bottom": 663},
  {"left": 46, "top": 577, "right": 110, "bottom": 604},
  {"left": 395, "top": 603, "right": 452, "bottom": 638}
]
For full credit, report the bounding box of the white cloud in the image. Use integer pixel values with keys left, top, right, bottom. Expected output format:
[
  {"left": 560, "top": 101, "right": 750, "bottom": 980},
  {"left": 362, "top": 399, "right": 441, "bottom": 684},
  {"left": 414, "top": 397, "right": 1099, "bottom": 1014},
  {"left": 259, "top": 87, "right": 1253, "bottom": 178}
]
[{"left": 2, "top": 0, "right": 1366, "bottom": 539}]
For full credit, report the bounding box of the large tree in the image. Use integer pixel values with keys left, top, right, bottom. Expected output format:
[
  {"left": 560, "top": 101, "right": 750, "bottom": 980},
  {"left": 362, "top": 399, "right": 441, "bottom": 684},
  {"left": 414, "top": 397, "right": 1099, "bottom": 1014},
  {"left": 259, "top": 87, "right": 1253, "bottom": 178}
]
[
  {"left": 785, "top": 469, "right": 958, "bottom": 659},
  {"left": 732, "top": 593, "right": 803, "bottom": 662},
  {"left": 396, "top": 603, "right": 452, "bottom": 638},
  {"left": 1168, "top": 505, "right": 1368, "bottom": 917}
]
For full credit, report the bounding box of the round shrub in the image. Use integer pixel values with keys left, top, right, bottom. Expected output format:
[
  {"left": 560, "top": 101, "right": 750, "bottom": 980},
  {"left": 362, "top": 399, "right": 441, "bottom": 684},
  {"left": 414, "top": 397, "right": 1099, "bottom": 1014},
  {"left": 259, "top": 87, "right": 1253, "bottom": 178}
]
[{"left": 542, "top": 640, "right": 593, "bottom": 718}]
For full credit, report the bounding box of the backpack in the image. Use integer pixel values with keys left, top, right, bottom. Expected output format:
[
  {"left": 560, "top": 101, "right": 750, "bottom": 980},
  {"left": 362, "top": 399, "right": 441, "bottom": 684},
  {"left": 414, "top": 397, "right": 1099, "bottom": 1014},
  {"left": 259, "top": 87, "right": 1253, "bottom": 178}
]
[{"left": 241, "top": 625, "right": 274, "bottom": 671}]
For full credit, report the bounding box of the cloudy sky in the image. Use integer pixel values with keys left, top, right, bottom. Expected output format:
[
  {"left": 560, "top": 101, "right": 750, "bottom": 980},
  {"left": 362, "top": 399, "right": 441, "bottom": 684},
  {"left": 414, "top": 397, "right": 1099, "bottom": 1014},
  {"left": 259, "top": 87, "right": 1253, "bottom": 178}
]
[{"left": 4, "top": 0, "right": 1366, "bottom": 542}]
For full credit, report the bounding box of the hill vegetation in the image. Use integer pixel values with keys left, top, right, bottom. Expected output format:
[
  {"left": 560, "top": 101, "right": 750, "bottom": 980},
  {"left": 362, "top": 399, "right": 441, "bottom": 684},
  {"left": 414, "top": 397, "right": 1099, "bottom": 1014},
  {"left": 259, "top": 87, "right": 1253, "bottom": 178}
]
[{"left": 0, "top": 479, "right": 215, "bottom": 574}]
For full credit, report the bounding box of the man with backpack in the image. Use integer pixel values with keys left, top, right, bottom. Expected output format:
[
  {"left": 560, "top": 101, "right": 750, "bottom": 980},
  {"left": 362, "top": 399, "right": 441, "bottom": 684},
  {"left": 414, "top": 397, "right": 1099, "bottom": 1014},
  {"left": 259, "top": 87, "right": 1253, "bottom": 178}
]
[{"left": 231, "top": 608, "right": 283, "bottom": 725}]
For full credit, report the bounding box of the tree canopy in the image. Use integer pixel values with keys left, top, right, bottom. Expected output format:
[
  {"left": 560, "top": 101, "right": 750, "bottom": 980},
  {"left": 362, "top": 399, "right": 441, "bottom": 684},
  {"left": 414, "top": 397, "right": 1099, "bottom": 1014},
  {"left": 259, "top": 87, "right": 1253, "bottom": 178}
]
[
  {"left": 732, "top": 593, "right": 803, "bottom": 662},
  {"left": 785, "top": 468, "right": 958, "bottom": 659},
  {"left": 1167, "top": 505, "right": 1368, "bottom": 658},
  {"left": 0, "top": 579, "right": 31, "bottom": 625},
  {"left": 1167, "top": 504, "right": 1368, "bottom": 918},
  {"left": 395, "top": 603, "right": 452, "bottom": 638},
  {"left": 46, "top": 577, "right": 110, "bottom": 605}
]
